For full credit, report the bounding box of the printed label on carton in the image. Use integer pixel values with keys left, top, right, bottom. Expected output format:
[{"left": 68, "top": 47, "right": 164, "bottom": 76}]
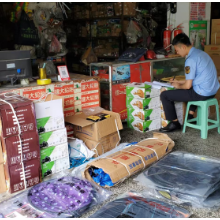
[
  {"left": 126, "top": 97, "right": 160, "bottom": 110},
  {"left": 42, "top": 156, "right": 70, "bottom": 178},
  {"left": 54, "top": 83, "right": 74, "bottom": 96},
  {"left": 126, "top": 83, "right": 160, "bottom": 99},
  {"left": 127, "top": 117, "right": 161, "bottom": 132},
  {"left": 39, "top": 128, "right": 67, "bottom": 149},
  {"left": 21, "top": 86, "right": 46, "bottom": 100},
  {"left": 81, "top": 80, "right": 99, "bottom": 92},
  {"left": 40, "top": 143, "right": 68, "bottom": 164},
  {"left": 127, "top": 108, "right": 161, "bottom": 121}
]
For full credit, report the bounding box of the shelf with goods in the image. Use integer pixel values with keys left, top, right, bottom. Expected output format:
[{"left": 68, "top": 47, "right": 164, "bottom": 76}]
[{"left": 63, "top": 2, "right": 138, "bottom": 75}]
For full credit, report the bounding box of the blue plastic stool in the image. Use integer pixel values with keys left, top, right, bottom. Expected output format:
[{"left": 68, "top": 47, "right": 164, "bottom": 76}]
[{"left": 182, "top": 98, "right": 220, "bottom": 139}]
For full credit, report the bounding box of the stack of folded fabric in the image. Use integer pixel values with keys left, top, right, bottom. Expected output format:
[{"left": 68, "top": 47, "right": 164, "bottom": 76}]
[{"left": 135, "top": 151, "right": 220, "bottom": 208}]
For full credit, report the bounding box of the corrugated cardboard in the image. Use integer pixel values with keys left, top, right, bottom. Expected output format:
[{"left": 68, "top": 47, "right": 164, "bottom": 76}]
[
  {"left": 204, "top": 45, "right": 220, "bottom": 56},
  {"left": 83, "top": 133, "right": 174, "bottom": 187},
  {"left": 0, "top": 163, "right": 7, "bottom": 193},
  {"left": 65, "top": 110, "right": 123, "bottom": 141},
  {"left": 34, "top": 95, "right": 65, "bottom": 134},
  {"left": 76, "top": 132, "right": 120, "bottom": 157},
  {"left": 209, "top": 55, "right": 220, "bottom": 74},
  {"left": 211, "top": 32, "right": 220, "bottom": 45},
  {"left": 212, "top": 19, "right": 220, "bottom": 33}
]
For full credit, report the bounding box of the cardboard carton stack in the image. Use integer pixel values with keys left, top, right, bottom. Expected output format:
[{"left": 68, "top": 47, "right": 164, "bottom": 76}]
[
  {"left": 126, "top": 83, "right": 161, "bottom": 132},
  {"left": 0, "top": 75, "right": 100, "bottom": 118},
  {"left": 114, "top": 2, "right": 136, "bottom": 16},
  {"left": 211, "top": 19, "right": 220, "bottom": 45},
  {"left": 204, "top": 44, "right": 220, "bottom": 115},
  {"left": 160, "top": 86, "right": 186, "bottom": 128},
  {"left": 34, "top": 95, "right": 69, "bottom": 178},
  {"left": 0, "top": 95, "right": 41, "bottom": 194},
  {"left": 65, "top": 110, "right": 123, "bottom": 157}
]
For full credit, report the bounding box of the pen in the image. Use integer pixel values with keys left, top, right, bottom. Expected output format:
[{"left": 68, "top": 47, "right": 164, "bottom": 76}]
[{"left": 173, "top": 76, "right": 176, "bottom": 80}]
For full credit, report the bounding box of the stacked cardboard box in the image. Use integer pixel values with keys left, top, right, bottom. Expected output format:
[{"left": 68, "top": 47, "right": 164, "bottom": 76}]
[
  {"left": 126, "top": 83, "right": 161, "bottom": 132},
  {"left": 114, "top": 2, "right": 136, "bottom": 16},
  {"left": 0, "top": 75, "right": 100, "bottom": 118},
  {"left": 65, "top": 110, "right": 123, "bottom": 157},
  {"left": 90, "top": 3, "right": 114, "bottom": 18},
  {"left": 204, "top": 45, "right": 220, "bottom": 115},
  {"left": 211, "top": 19, "right": 220, "bottom": 45},
  {"left": 0, "top": 95, "right": 41, "bottom": 194},
  {"left": 34, "top": 95, "right": 69, "bottom": 178},
  {"left": 160, "top": 87, "right": 186, "bottom": 128}
]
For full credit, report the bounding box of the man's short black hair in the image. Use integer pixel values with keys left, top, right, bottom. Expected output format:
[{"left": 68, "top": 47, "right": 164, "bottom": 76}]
[{"left": 172, "top": 33, "right": 191, "bottom": 46}]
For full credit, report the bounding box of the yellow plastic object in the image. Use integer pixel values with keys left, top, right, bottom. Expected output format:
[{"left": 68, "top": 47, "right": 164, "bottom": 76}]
[{"left": 37, "top": 79, "right": 51, "bottom": 85}]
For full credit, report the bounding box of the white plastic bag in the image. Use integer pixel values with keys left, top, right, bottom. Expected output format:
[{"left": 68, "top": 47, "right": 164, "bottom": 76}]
[{"left": 126, "top": 20, "right": 142, "bottom": 44}]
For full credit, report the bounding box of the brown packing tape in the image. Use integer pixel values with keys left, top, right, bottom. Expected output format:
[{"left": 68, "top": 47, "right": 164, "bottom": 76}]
[{"left": 83, "top": 133, "right": 174, "bottom": 187}]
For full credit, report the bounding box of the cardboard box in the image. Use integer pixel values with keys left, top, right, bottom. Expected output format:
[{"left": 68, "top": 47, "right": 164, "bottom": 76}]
[
  {"left": 40, "top": 142, "right": 68, "bottom": 164},
  {"left": 66, "top": 123, "right": 74, "bottom": 138},
  {"left": 209, "top": 55, "right": 220, "bottom": 73},
  {"left": 4, "top": 159, "right": 41, "bottom": 194},
  {"left": 127, "top": 108, "right": 161, "bottom": 122},
  {"left": 65, "top": 110, "right": 123, "bottom": 142},
  {"left": 126, "top": 97, "right": 160, "bottom": 110},
  {"left": 83, "top": 133, "right": 174, "bottom": 187},
  {"left": 126, "top": 83, "right": 159, "bottom": 99},
  {"left": 204, "top": 45, "right": 220, "bottom": 56},
  {"left": 1, "top": 131, "right": 40, "bottom": 166},
  {"left": 211, "top": 32, "right": 220, "bottom": 45},
  {"left": 42, "top": 156, "right": 70, "bottom": 178},
  {"left": 0, "top": 163, "right": 7, "bottom": 193},
  {"left": 0, "top": 95, "right": 37, "bottom": 138},
  {"left": 127, "top": 117, "right": 161, "bottom": 132},
  {"left": 34, "top": 95, "right": 65, "bottom": 134},
  {"left": 39, "top": 128, "right": 67, "bottom": 149},
  {"left": 76, "top": 132, "right": 120, "bottom": 157},
  {"left": 212, "top": 19, "right": 220, "bottom": 33}
]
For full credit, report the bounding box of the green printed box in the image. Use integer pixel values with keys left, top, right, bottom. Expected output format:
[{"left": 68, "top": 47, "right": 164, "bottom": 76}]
[
  {"left": 42, "top": 156, "right": 70, "bottom": 178},
  {"left": 39, "top": 128, "right": 67, "bottom": 149},
  {"left": 126, "top": 97, "right": 160, "bottom": 110},
  {"left": 40, "top": 143, "right": 69, "bottom": 164},
  {"left": 126, "top": 83, "right": 160, "bottom": 99},
  {"left": 127, "top": 108, "right": 161, "bottom": 122},
  {"left": 34, "top": 98, "right": 65, "bottom": 134},
  {"left": 127, "top": 116, "right": 161, "bottom": 133}
]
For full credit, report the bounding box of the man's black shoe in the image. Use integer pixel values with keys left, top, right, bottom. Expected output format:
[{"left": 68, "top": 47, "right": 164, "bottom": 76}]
[
  {"left": 159, "top": 121, "right": 181, "bottom": 132},
  {"left": 187, "top": 114, "right": 197, "bottom": 124}
]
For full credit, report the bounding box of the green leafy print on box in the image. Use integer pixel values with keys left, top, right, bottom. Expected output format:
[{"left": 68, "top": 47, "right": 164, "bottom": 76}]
[{"left": 37, "top": 117, "right": 50, "bottom": 129}]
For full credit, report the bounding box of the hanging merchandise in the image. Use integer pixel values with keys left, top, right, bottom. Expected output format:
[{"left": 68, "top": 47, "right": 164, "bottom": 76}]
[
  {"left": 34, "top": 6, "right": 50, "bottom": 27},
  {"left": 126, "top": 20, "right": 142, "bottom": 44},
  {"left": 68, "top": 138, "right": 95, "bottom": 168},
  {"left": 135, "top": 151, "right": 220, "bottom": 209},
  {"left": 0, "top": 176, "right": 111, "bottom": 218},
  {"left": 10, "top": 2, "right": 29, "bottom": 23},
  {"left": 14, "top": 10, "right": 39, "bottom": 46},
  {"left": 90, "top": 191, "right": 191, "bottom": 218}
]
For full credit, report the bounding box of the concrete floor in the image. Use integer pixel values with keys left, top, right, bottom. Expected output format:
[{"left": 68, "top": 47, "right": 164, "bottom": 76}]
[{"left": 82, "top": 124, "right": 220, "bottom": 218}]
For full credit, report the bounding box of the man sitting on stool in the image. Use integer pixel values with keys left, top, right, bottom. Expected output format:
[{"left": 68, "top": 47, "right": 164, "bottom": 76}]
[{"left": 160, "top": 33, "right": 220, "bottom": 132}]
